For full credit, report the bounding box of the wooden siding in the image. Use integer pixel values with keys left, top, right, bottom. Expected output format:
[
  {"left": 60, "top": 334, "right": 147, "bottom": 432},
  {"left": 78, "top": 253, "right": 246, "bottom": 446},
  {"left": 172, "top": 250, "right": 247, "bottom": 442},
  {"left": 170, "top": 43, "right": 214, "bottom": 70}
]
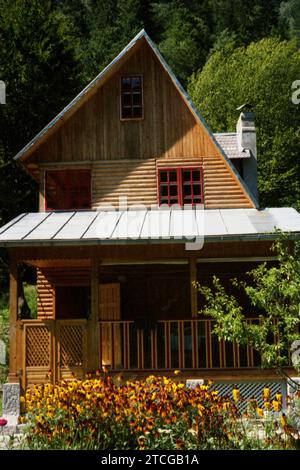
[
  {"left": 35, "top": 42, "right": 216, "bottom": 163},
  {"left": 25, "top": 39, "right": 252, "bottom": 210},
  {"left": 37, "top": 269, "right": 54, "bottom": 320},
  {"left": 37, "top": 267, "right": 90, "bottom": 320},
  {"left": 92, "top": 159, "right": 157, "bottom": 208}
]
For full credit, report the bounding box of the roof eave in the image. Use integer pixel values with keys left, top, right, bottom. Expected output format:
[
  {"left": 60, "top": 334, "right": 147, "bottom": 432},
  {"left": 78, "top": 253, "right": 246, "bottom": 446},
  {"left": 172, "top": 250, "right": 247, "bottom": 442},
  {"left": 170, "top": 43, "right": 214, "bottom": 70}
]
[{"left": 1, "top": 232, "right": 299, "bottom": 249}]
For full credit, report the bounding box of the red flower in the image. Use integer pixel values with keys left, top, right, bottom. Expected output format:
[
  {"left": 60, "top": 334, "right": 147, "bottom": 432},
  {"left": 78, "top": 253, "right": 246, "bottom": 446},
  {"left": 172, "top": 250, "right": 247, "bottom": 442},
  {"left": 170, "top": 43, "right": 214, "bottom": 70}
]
[{"left": 0, "top": 419, "right": 8, "bottom": 426}]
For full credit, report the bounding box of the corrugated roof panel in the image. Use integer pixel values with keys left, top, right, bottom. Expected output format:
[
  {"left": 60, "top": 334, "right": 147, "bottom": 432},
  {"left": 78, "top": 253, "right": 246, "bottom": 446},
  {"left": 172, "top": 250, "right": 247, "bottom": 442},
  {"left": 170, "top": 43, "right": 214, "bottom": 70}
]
[
  {"left": 140, "top": 209, "right": 171, "bottom": 239},
  {"left": 169, "top": 209, "right": 198, "bottom": 239},
  {"left": 201, "top": 211, "right": 227, "bottom": 236},
  {"left": 26, "top": 212, "right": 75, "bottom": 240},
  {"left": 0, "top": 213, "right": 28, "bottom": 235},
  {"left": 221, "top": 209, "right": 257, "bottom": 234},
  {"left": 0, "top": 208, "right": 300, "bottom": 246},
  {"left": 111, "top": 211, "right": 147, "bottom": 240},
  {"left": 53, "top": 211, "right": 98, "bottom": 240},
  {"left": 0, "top": 212, "right": 50, "bottom": 240},
  {"left": 82, "top": 211, "right": 119, "bottom": 239},
  {"left": 269, "top": 208, "right": 300, "bottom": 231}
]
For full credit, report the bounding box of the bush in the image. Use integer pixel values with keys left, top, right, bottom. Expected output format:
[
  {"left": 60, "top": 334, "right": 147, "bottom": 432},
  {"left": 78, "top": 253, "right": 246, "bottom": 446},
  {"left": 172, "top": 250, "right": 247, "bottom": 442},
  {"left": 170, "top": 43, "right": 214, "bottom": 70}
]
[{"left": 22, "top": 376, "right": 298, "bottom": 450}]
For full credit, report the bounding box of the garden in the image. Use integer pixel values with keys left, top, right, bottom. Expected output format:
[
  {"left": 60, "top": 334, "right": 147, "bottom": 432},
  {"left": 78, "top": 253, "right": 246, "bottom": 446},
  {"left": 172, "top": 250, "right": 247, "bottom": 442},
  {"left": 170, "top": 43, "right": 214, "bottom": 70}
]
[{"left": 15, "top": 374, "right": 300, "bottom": 450}]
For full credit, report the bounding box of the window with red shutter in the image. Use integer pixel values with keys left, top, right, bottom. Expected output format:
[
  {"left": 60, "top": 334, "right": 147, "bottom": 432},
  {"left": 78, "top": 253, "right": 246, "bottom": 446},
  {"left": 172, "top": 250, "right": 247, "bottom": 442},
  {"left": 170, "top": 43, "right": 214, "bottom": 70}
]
[
  {"left": 158, "top": 167, "right": 203, "bottom": 207},
  {"left": 45, "top": 170, "right": 91, "bottom": 211}
]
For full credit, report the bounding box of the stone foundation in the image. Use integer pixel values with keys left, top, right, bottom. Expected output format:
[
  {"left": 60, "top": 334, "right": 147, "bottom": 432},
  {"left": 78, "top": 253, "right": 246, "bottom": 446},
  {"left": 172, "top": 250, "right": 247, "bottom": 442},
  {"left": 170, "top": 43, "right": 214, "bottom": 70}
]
[{"left": 2, "top": 383, "right": 20, "bottom": 417}]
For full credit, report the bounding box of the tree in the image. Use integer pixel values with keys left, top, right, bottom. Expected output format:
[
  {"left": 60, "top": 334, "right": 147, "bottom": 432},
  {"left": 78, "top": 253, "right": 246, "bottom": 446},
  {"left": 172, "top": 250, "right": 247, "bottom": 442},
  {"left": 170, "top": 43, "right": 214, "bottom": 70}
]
[
  {"left": 151, "top": 0, "right": 213, "bottom": 84},
  {"left": 196, "top": 237, "right": 300, "bottom": 370},
  {"left": 0, "top": 0, "right": 83, "bottom": 290},
  {"left": 188, "top": 38, "right": 300, "bottom": 210},
  {"left": 280, "top": 0, "right": 300, "bottom": 45},
  {"left": 0, "top": 0, "right": 81, "bottom": 224},
  {"left": 209, "top": 0, "right": 282, "bottom": 46}
]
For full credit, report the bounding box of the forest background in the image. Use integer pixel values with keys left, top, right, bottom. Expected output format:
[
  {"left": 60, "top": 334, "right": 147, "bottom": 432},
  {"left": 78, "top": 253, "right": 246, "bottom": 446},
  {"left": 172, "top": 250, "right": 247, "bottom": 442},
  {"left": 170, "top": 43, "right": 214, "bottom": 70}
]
[{"left": 0, "top": 0, "right": 300, "bottom": 287}]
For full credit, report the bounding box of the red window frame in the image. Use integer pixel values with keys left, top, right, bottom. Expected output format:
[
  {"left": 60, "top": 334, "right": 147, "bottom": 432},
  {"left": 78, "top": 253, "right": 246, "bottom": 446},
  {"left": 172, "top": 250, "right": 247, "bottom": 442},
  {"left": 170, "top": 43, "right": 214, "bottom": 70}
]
[
  {"left": 157, "top": 167, "right": 204, "bottom": 207},
  {"left": 45, "top": 169, "right": 91, "bottom": 211},
  {"left": 120, "top": 75, "right": 143, "bottom": 120}
]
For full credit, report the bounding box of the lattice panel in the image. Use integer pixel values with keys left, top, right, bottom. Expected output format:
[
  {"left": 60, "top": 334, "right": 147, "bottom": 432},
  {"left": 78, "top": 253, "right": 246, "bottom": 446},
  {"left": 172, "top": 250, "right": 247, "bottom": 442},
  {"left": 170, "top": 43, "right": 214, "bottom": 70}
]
[
  {"left": 210, "top": 381, "right": 287, "bottom": 411},
  {"left": 26, "top": 326, "right": 51, "bottom": 367},
  {"left": 59, "top": 325, "right": 85, "bottom": 367}
]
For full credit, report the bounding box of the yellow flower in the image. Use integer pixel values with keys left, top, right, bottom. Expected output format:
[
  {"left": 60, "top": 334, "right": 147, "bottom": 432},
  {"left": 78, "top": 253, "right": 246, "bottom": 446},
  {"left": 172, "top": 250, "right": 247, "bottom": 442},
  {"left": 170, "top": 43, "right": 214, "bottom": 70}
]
[
  {"left": 275, "top": 393, "right": 282, "bottom": 404},
  {"left": 280, "top": 414, "right": 287, "bottom": 428},
  {"left": 232, "top": 387, "right": 240, "bottom": 402},
  {"left": 272, "top": 400, "right": 281, "bottom": 412},
  {"left": 256, "top": 407, "right": 264, "bottom": 418},
  {"left": 262, "top": 387, "right": 270, "bottom": 401},
  {"left": 174, "top": 370, "right": 181, "bottom": 376},
  {"left": 264, "top": 401, "right": 272, "bottom": 410}
]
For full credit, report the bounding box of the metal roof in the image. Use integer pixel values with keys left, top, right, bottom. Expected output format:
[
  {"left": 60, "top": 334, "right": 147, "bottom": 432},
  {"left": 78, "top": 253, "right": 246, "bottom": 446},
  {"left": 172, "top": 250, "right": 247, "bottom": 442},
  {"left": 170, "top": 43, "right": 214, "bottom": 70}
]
[
  {"left": 13, "top": 29, "right": 258, "bottom": 209},
  {"left": 214, "top": 133, "right": 251, "bottom": 159},
  {"left": 0, "top": 208, "right": 299, "bottom": 247}
]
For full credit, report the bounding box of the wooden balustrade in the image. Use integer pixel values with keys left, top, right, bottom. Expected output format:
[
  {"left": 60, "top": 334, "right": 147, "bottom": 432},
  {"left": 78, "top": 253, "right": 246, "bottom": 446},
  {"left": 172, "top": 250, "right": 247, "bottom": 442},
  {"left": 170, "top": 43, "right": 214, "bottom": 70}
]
[
  {"left": 19, "top": 318, "right": 281, "bottom": 387},
  {"left": 99, "top": 318, "right": 266, "bottom": 371}
]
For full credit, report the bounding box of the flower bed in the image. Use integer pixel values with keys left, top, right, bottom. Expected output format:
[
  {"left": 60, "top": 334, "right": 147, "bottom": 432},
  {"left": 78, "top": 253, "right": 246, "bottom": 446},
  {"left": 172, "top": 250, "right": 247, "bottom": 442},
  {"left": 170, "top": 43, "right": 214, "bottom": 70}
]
[{"left": 21, "top": 376, "right": 299, "bottom": 450}]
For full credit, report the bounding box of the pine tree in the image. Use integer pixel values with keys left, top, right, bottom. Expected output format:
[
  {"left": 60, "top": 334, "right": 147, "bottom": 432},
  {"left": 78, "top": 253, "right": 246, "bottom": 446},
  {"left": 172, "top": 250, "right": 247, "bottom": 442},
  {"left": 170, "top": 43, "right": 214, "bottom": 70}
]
[{"left": 0, "top": 0, "right": 81, "bottom": 222}]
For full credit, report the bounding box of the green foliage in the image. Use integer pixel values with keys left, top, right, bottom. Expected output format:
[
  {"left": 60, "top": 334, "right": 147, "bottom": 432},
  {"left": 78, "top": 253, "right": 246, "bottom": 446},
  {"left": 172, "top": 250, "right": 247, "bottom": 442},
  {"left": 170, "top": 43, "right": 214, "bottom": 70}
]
[
  {"left": 0, "top": 293, "right": 9, "bottom": 385},
  {"left": 188, "top": 38, "right": 300, "bottom": 210},
  {"left": 0, "top": 0, "right": 82, "bottom": 225},
  {"left": 23, "top": 284, "right": 37, "bottom": 319},
  {"left": 280, "top": 0, "right": 300, "bottom": 44},
  {"left": 196, "top": 237, "right": 300, "bottom": 369}
]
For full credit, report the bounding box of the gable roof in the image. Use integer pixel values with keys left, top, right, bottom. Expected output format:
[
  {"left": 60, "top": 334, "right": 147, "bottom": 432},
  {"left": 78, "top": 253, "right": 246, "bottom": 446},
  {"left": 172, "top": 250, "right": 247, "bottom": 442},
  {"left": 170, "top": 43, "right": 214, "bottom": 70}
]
[{"left": 13, "top": 29, "right": 258, "bottom": 208}]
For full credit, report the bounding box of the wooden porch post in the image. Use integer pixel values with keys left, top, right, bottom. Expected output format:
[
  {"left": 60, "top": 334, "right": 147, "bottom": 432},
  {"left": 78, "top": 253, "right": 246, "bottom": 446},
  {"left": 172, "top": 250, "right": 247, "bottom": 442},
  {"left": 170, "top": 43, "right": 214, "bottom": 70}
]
[
  {"left": 39, "top": 170, "right": 45, "bottom": 211},
  {"left": 88, "top": 255, "right": 100, "bottom": 372},
  {"left": 189, "top": 257, "right": 198, "bottom": 318},
  {"left": 8, "top": 258, "right": 20, "bottom": 383}
]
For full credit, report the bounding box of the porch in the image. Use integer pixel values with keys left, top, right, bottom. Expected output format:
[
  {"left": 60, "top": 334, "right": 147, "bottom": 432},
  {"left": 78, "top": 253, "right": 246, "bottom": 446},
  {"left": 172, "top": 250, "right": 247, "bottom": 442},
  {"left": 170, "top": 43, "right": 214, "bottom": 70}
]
[{"left": 5, "top": 241, "right": 288, "bottom": 389}]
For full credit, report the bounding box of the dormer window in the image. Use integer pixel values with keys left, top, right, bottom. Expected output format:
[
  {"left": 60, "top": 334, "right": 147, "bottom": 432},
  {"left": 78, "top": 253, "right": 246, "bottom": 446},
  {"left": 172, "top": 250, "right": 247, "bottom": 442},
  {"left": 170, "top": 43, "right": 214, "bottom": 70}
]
[
  {"left": 121, "top": 76, "right": 143, "bottom": 120},
  {"left": 45, "top": 169, "right": 91, "bottom": 211},
  {"left": 158, "top": 167, "right": 204, "bottom": 207}
]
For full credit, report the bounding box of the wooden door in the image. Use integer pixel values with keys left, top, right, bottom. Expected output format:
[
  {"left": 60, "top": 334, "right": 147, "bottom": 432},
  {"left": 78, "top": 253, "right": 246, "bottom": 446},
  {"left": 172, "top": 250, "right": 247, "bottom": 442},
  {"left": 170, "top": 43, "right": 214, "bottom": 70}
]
[{"left": 99, "top": 283, "right": 121, "bottom": 369}]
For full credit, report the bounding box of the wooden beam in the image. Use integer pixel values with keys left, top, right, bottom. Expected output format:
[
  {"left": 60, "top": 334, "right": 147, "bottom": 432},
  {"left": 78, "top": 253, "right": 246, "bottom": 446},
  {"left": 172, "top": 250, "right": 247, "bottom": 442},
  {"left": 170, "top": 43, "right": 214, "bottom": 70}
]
[
  {"left": 8, "top": 259, "right": 19, "bottom": 383},
  {"left": 189, "top": 257, "right": 198, "bottom": 318},
  {"left": 88, "top": 254, "right": 100, "bottom": 371},
  {"left": 39, "top": 170, "right": 45, "bottom": 212}
]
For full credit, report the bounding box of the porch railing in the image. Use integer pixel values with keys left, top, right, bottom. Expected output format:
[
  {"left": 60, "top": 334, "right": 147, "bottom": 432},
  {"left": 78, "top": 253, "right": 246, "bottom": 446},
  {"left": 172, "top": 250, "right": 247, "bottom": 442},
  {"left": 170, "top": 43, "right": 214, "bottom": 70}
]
[{"left": 99, "top": 318, "right": 265, "bottom": 371}]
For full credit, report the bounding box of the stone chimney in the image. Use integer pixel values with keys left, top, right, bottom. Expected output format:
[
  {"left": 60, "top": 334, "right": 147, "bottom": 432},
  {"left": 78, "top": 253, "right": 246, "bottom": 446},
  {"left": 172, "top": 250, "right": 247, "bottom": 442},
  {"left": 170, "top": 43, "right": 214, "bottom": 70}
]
[{"left": 236, "top": 110, "right": 258, "bottom": 203}]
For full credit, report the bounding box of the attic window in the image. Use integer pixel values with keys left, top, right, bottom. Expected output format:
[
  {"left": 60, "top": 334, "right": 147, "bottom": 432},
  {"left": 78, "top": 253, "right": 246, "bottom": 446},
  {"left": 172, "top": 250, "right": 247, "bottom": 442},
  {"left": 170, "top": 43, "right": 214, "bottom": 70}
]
[
  {"left": 45, "top": 170, "right": 91, "bottom": 211},
  {"left": 121, "top": 76, "right": 143, "bottom": 120},
  {"left": 158, "top": 167, "right": 204, "bottom": 207}
]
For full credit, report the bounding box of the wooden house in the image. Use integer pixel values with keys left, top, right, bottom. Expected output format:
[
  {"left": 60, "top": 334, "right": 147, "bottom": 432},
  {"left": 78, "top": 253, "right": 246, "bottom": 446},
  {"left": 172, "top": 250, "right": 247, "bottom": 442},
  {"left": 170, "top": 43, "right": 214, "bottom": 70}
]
[{"left": 1, "top": 30, "right": 300, "bottom": 414}]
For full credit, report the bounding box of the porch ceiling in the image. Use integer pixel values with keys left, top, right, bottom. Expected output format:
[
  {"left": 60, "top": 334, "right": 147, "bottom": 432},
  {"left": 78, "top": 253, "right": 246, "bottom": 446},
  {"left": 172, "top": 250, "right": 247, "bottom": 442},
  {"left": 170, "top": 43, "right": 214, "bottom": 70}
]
[{"left": 0, "top": 208, "right": 300, "bottom": 247}]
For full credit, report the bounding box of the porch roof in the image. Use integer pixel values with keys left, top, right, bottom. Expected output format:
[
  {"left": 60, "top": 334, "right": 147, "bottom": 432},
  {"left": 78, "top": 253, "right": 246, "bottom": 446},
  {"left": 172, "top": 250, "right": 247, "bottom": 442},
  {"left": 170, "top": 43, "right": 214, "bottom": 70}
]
[{"left": 0, "top": 208, "right": 300, "bottom": 247}]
